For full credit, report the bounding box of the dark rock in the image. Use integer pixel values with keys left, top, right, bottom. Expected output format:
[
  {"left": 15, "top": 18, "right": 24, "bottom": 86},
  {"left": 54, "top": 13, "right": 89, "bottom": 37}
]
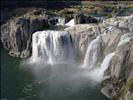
[
  {"left": 1, "top": 23, "right": 11, "bottom": 50},
  {"left": 1, "top": 14, "right": 49, "bottom": 58},
  {"left": 74, "top": 13, "right": 98, "bottom": 24},
  {"left": 86, "top": 16, "right": 98, "bottom": 23},
  {"left": 74, "top": 13, "right": 86, "bottom": 24}
]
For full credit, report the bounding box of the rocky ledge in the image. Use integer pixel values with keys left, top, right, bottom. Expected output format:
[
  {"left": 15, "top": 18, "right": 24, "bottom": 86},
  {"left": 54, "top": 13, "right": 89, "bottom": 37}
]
[
  {"left": 101, "top": 33, "right": 133, "bottom": 100},
  {"left": 65, "top": 14, "right": 133, "bottom": 100}
]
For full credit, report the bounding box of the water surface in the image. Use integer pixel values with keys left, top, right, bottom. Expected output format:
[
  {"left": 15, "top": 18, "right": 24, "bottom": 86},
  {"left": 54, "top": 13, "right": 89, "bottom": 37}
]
[{"left": 1, "top": 49, "right": 108, "bottom": 100}]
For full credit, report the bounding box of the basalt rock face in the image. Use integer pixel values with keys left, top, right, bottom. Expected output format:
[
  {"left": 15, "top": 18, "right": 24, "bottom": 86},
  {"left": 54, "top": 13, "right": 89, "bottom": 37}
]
[
  {"left": 101, "top": 33, "right": 133, "bottom": 100},
  {"left": 99, "top": 15, "right": 133, "bottom": 100},
  {"left": 98, "top": 15, "right": 133, "bottom": 100},
  {"left": 65, "top": 24, "right": 101, "bottom": 61},
  {"left": 1, "top": 11, "right": 49, "bottom": 58},
  {"left": 65, "top": 15, "right": 133, "bottom": 99},
  {"left": 65, "top": 15, "right": 133, "bottom": 62},
  {"left": 74, "top": 13, "right": 98, "bottom": 24}
]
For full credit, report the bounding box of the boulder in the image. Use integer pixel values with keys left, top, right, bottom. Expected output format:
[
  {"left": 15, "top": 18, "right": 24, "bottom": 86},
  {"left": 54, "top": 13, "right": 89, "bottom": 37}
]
[
  {"left": 74, "top": 13, "right": 85, "bottom": 24},
  {"left": 74, "top": 13, "right": 98, "bottom": 24},
  {"left": 101, "top": 84, "right": 118, "bottom": 99}
]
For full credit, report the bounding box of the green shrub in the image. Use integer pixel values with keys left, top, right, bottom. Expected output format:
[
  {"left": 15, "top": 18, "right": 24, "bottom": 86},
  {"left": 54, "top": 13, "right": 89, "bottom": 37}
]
[
  {"left": 107, "top": 14, "right": 112, "bottom": 18},
  {"left": 128, "top": 79, "right": 133, "bottom": 92}
]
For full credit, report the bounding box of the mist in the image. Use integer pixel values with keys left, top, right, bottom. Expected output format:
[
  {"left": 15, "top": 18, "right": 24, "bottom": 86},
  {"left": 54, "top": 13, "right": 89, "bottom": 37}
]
[
  {"left": 21, "top": 61, "right": 102, "bottom": 99},
  {"left": 20, "top": 30, "right": 110, "bottom": 100}
]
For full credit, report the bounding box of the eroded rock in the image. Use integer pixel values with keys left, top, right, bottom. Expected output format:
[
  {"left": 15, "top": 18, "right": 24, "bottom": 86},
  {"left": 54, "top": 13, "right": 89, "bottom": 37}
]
[
  {"left": 101, "top": 33, "right": 133, "bottom": 99},
  {"left": 65, "top": 24, "right": 101, "bottom": 60},
  {"left": 1, "top": 12, "right": 49, "bottom": 58}
]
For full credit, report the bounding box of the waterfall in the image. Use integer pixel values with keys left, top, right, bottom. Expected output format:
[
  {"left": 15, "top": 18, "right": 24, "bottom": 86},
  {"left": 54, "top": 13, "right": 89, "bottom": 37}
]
[
  {"left": 100, "top": 52, "right": 115, "bottom": 78},
  {"left": 28, "top": 28, "right": 115, "bottom": 82},
  {"left": 83, "top": 36, "right": 104, "bottom": 69},
  {"left": 86, "top": 52, "right": 115, "bottom": 82},
  {"left": 30, "top": 30, "right": 74, "bottom": 64}
]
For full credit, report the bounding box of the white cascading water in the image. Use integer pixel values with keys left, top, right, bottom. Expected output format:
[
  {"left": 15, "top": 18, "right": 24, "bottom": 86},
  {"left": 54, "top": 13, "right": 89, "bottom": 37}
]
[
  {"left": 86, "top": 52, "right": 115, "bottom": 82},
  {"left": 82, "top": 36, "right": 104, "bottom": 69},
  {"left": 99, "top": 52, "right": 115, "bottom": 78},
  {"left": 28, "top": 29, "right": 114, "bottom": 83},
  {"left": 65, "top": 19, "right": 75, "bottom": 27},
  {"left": 30, "top": 30, "right": 74, "bottom": 64}
]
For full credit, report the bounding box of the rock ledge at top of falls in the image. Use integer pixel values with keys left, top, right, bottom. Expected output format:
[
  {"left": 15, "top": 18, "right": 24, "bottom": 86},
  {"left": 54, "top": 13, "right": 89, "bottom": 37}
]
[
  {"left": 74, "top": 13, "right": 98, "bottom": 24},
  {"left": 65, "top": 24, "right": 101, "bottom": 60},
  {"left": 101, "top": 14, "right": 133, "bottom": 31},
  {"left": 64, "top": 14, "right": 132, "bottom": 59}
]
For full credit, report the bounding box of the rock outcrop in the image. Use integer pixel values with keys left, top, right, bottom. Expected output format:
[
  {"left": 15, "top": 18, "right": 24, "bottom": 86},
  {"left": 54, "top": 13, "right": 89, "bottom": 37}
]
[
  {"left": 1, "top": 10, "right": 49, "bottom": 58},
  {"left": 65, "top": 24, "right": 101, "bottom": 60},
  {"left": 65, "top": 15, "right": 133, "bottom": 61},
  {"left": 74, "top": 13, "right": 98, "bottom": 24},
  {"left": 65, "top": 14, "right": 133, "bottom": 99},
  {"left": 99, "top": 15, "right": 133, "bottom": 100},
  {"left": 102, "top": 14, "right": 133, "bottom": 31},
  {"left": 101, "top": 33, "right": 133, "bottom": 99}
]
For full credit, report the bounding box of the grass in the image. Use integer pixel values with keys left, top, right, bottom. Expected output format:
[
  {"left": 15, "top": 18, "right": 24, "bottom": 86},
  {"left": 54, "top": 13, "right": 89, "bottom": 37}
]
[
  {"left": 48, "top": 3, "right": 133, "bottom": 19},
  {"left": 123, "top": 79, "right": 133, "bottom": 93},
  {"left": 119, "top": 66, "right": 133, "bottom": 99}
]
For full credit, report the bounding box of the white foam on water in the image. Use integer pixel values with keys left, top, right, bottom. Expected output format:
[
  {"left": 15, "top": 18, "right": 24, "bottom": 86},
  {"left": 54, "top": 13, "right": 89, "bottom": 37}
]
[{"left": 65, "top": 19, "right": 75, "bottom": 27}]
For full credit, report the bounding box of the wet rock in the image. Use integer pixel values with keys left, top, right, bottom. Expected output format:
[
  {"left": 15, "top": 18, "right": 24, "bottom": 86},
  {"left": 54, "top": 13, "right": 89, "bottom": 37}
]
[
  {"left": 65, "top": 24, "right": 101, "bottom": 61},
  {"left": 101, "top": 84, "right": 117, "bottom": 99},
  {"left": 101, "top": 33, "right": 133, "bottom": 99}
]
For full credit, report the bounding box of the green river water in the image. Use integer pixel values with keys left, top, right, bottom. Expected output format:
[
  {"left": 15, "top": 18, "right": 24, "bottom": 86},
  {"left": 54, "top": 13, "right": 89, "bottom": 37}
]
[{"left": 1, "top": 49, "right": 108, "bottom": 100}]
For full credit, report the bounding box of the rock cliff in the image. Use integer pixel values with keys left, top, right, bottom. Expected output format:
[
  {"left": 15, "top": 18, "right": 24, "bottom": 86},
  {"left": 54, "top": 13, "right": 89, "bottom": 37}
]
[
  {"left": 65, "top": 24, "right": 101, "bottom": 61},
  {"left": 101, "top": 33, "right": 133, "bottom": 99},
  {"left": 1, "top": 9, "right": 133, "bottom": 99},
  {"left": 1, "top": 10, "right": 49, "bottom": 58},
  {"left": 65, "top": 14, "right": 133, "bottom": 99}
]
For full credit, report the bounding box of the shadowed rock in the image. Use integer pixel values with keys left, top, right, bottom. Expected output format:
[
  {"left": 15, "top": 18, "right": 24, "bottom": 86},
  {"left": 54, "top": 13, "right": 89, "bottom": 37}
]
[{"left": 1, "top": 10, "right": 49, "bottom": 58}]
